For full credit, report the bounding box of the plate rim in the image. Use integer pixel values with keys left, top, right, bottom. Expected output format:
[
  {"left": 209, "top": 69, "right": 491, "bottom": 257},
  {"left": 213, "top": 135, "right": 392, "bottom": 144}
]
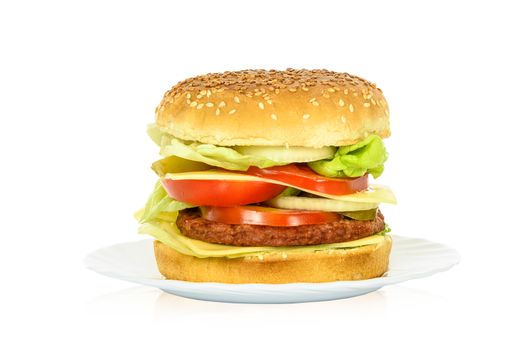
[{"left": 85, "top": 235, "right": 460, "bottom": 290}]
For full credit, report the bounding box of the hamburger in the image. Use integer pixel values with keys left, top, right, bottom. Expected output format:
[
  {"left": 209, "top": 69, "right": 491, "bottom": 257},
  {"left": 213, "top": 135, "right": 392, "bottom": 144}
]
[{"left": 137, "top": 68, "right": 396, "bottom": 283}]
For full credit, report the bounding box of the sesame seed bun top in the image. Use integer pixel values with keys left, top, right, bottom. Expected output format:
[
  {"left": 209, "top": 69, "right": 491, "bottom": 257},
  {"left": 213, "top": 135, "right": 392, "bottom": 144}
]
[{"left": 155, "top": 69, "right": 390, "bottom": 147}]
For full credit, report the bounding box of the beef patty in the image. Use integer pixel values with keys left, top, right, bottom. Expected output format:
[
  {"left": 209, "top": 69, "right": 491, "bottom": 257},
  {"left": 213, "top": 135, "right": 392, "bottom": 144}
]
[{"left": 176, "top": 209, "right": 385, "bottom": 247}]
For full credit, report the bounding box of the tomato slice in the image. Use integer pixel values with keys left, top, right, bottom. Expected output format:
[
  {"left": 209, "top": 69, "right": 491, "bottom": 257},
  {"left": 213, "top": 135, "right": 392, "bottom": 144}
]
[
  {"left": 200, "top": 206, "right": 341, "bottom": 226},
  {"left": 161, "top": 179, "right": 285, "bottom": 206},
  {"left": 246, "top": 164, "right": 368, "bottom": 195}
]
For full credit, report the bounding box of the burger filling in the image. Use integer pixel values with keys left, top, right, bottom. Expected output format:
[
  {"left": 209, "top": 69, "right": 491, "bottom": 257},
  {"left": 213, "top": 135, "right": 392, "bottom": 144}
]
[
  {"left": 137, "top": 125, "right": 395, "bottom": 258},
  {"left": 176, "top": 208, "right": 385, "bottom": 246}
]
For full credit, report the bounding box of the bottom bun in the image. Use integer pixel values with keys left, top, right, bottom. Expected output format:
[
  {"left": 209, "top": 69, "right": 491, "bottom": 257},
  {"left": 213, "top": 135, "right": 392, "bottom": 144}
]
[{"left": 153, "top": 236, "right": 392, "bottom": 283}]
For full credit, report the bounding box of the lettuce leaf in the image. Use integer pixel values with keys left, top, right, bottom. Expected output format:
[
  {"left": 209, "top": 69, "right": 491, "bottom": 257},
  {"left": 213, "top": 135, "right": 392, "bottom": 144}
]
[
  {"left": 149, "top": 125, "right": 387, "bottom": 177},
  {"left": 147, "top": 123, "right": 164, "bottom": 146},
  {"left": 308, "top": 135, "right": 387, "bottom": 178},
  {"left": 139, "top": 181, "right": 195, "bottom": 223},
  {"left": 159, "top": 136, "right": 285, "bottom": 171},
  {"left": 139, "top": 218, "right": 392, "bottom": 259}
]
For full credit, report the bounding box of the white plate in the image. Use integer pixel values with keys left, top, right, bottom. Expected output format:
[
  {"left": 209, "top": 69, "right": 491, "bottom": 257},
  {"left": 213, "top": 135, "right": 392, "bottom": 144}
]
[{"left": 85, "top": 235, "right": 459, "bottom": 304}]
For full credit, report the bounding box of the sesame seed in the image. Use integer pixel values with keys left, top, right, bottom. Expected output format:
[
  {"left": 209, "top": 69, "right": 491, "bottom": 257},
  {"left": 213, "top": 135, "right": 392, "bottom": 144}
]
[
  {"left": 303, "top": 114, "right": 311, "bottom": 120},
  {"left": 338, "top": 99, "right": 345, "bottom": 107},
  {"left": 162, "top": 69, "right": 385, "bottom": 115},
  {"left": 363, "top": 102, "right": 370, "bottom": 107},
  {"left": 309, "top": 98, "right": 316, "bottom": 103},
  {"left": 258, "top": 255, "right": 264, "bottom": 261},
  {"left": 215, "top": 108, "right": 220, "bottom": 116},
  {"left": 281, "top": 253, "right": 288, "bottom": 259},
  {"left": 267, "top": 100, "right": 273, "bottom": 105},
  {"left": 218, "top": 101, "right": 226, "bottom": 108},
  {"left": 312, "top": 101, "right": 319, "bottom": 106},
  {"left": 197, "top": 103, "right": 204, "bottom": 109},
  {"left": 229, "top": 109, "right": 237, "bottom": 115},
  {"left": 271, "top": 114, "right": 278, "bottom": 120},
  {"left": 348, "top": 104, "right": 354, "bottom": 112},
  {"left": 341, "top": 115, "right": 347, "bottom": 123},
  {"left": 206, "top": 102, "right": 214, "bottom": 107},
  {"left": 258, "top": 102, "right": 265, "bottom": 110},
  {"left": 190, "top": 101, "right": 197, "bottom": 107}
]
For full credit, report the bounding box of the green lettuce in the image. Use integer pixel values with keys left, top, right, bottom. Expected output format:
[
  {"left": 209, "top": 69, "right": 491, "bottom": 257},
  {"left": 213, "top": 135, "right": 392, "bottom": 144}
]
[
  {"left": 139, "top": 181, "right": 195, "bottom": 223},
  {"left": 308, "top": 135, "right": 387, "bottom": 178},
  {"left": 159, "top": 135, "right": 285, "bottom": 171},
  {"left": 139, "top": 219, "right": 392, "bottom": 259},
  {"left": 147, "top": 123, "right": 164, "bottom": 146},
  {"left": 149, "top": 125, "right": 387, "bottom": 178}
]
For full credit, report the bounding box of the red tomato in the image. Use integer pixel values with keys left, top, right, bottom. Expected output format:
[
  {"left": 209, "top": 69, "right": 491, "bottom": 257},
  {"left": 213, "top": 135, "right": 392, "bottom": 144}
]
[
  {"left": 161, "top": 179, "right": 285, "bottom": 206},
  {"left": 246, "top": 164, "right": 368, "bottom": 195},
  {"left": 200, "top": 206, "right": 341, "bottom": 226}
]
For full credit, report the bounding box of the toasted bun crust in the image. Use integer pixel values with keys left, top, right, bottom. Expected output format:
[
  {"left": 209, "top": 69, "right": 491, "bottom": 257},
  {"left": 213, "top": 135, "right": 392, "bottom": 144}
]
[
  {"left": 156, "top": 69, "right": 390, "bottom": 147},
  {"left": 153, "top": 237, "right": 392, "bottom": 283}
]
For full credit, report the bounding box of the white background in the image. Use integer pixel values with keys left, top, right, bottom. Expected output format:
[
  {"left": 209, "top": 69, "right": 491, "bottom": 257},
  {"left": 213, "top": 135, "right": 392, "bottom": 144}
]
[{"left": 1, "top": 0, "right": 524, "bottom": 349}]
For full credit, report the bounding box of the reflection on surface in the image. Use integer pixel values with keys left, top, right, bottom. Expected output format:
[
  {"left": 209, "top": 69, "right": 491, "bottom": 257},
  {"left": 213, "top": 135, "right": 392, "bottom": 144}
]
[
  {"left": 152, "top": 288, "right": 387, "bottom": 321},
  {"left": 86, "top": 284, "right": 447, "bottom": 321}
]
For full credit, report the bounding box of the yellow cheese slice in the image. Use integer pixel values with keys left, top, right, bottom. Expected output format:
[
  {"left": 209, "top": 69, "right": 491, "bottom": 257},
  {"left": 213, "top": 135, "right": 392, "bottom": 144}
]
[{"left": 163, "top": 170, "right": 396, "bottom": 204}]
